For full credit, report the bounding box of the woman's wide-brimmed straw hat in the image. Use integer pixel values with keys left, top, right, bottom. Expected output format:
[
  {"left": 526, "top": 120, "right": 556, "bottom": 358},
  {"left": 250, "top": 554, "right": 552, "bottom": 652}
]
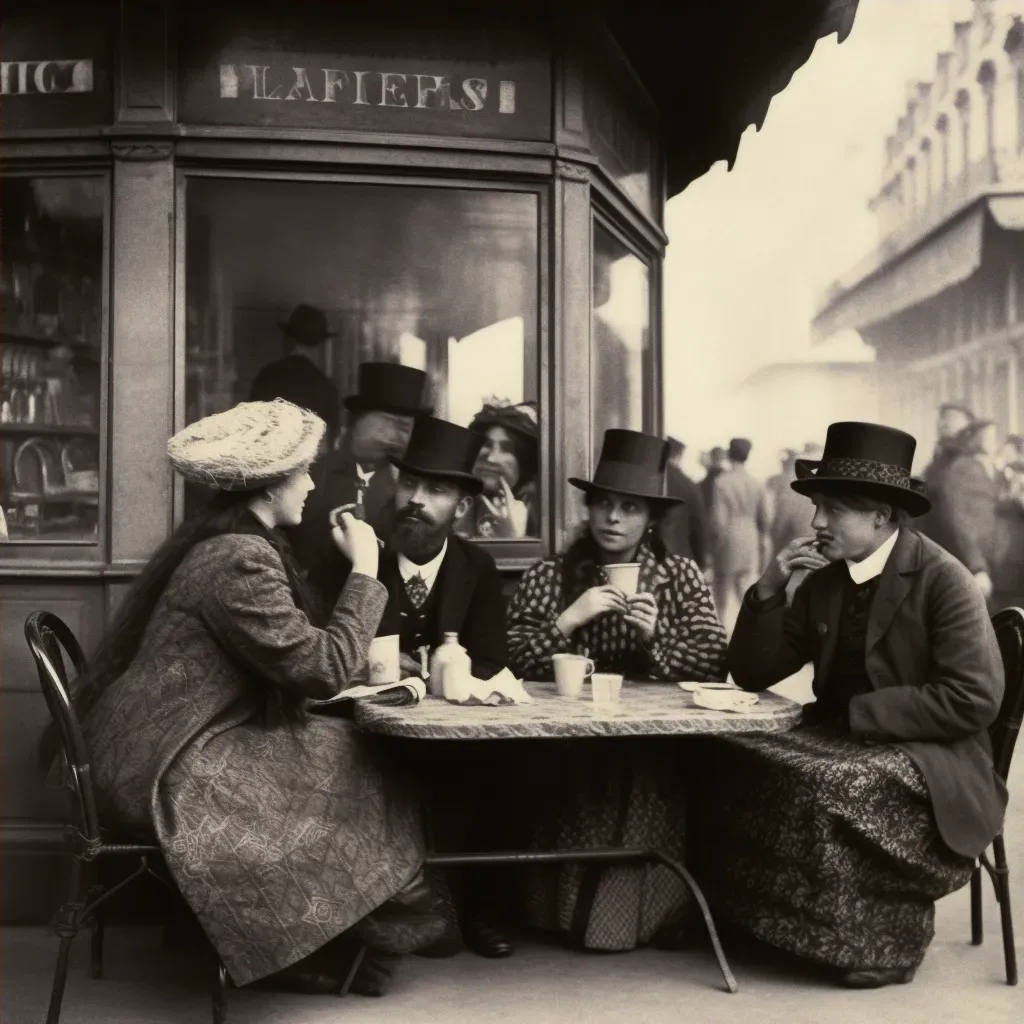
[
  {"left": 791, "top": 421, "right": 930, "bottom": 518},
  {"left": 167, "top": 398, "right": 325, "bottom": 491},
  {"left": 569, "top": 429, "right": 683, "bottom": 505}
]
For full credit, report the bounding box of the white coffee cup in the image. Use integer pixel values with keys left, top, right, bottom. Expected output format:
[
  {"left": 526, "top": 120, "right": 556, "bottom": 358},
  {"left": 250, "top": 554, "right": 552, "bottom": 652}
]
[
  {"left": 591, "top": 673, "right": 623, "bottom": 703},
  {"left": 368, "top": 634, "right": 401, "bottom": 685},
  {"left": 552, "top": 653, "right": 595, "bottom": 699},
  {"left": 605, "top": 563, "right": 641, "bottom": 596}
]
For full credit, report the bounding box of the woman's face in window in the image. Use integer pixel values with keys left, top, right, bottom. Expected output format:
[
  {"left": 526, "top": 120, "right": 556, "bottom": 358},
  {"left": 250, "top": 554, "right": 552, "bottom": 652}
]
[
  {"left": 588, "top": 490, "right": 651, "bottom": 558},
  {"left": 474, "top": 426, "right": 521, "bottom": 496}
]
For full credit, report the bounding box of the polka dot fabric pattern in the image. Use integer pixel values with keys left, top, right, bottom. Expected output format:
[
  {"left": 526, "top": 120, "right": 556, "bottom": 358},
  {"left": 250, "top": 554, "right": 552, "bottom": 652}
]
[{"left": 506, "top": 543, "right": 728, "bottom": 684}]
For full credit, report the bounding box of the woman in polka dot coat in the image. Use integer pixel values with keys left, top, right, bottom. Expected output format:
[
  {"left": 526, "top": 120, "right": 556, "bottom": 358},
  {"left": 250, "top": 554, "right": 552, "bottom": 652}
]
[{"left": 505, "top": 430, "right": 727, "bottom": 951}]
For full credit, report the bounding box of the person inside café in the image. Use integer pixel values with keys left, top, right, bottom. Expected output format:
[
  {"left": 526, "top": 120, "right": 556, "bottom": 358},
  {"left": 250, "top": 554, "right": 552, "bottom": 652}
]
[
  {"left": 691, "top": 421, "right": 1006, "bottom": 989},
  {"left": 370, "top": 413, "right": 514, "bottom": 962},
  {"left": 505, "top": 428, "right": 728, "bottom": 952},
  {"left": 248, "top": 303, "right": 341, "bottom": 449},
  {"left": 39, "top": 398, "right": 447, "bottom": 997},
  {"left": 290, "top": 361, "right": 431, "bottom": 621},
  {"left": 455, "top": 399, "right": 539, "bottom": 539}
]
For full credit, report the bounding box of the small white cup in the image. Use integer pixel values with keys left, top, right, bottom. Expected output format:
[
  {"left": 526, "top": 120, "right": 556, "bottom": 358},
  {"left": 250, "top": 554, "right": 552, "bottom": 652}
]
[
  {"left": 591, "top": 673, "right": 623, "bottom": 703},
  {"left": 368, "top": 634, "right": 401, "bottom": 685},
  {"left": 605, "top": 563, "right": 641, "bottom": 596},
  {"left": 552, "top": 653, "right": 595, "bottom": 699}
]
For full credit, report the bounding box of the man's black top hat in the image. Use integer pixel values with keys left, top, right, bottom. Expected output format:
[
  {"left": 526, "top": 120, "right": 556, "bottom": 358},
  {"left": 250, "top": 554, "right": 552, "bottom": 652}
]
[
  {"left": 569, "top": 429, "right": 683, "bottom": 505},
  {"left": 791, "top": 421, "right": 930, "bottom": 517},
  {"left": 278, "top": 304, "right": 335, "bottom": 345},
  {"left": 343, "top": 362, "right": 433, "bottom": 418},
  {"left": 390, "top": 416, "right": 484, "bottom": 493}
]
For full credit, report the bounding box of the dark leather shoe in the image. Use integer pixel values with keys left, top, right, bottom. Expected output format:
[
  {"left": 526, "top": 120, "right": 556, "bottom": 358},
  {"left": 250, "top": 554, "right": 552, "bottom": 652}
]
[
  {"left": 389, "top": 877, "right": 436, "bottom": 914},
  {"left": 250, "top": 967, "right": 339, "bottom": 995},
  {"left": 351, "top": 904, "right": 448, "bottom": 955},
  {"left": 463, "top": 919, "right": 514, "bottom": 958},
  {"left": 839, "top": 966, "right": 916, "bottom": 989},
  {"left": 348, "top": 951, "right": 400, "bottom": 997}
]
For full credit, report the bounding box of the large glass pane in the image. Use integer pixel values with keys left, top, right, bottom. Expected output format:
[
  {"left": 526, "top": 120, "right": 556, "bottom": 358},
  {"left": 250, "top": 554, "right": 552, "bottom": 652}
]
[
  {"left": 184, "top": 179, "right": 540, "bottom": 538},
  {"left": 0, "top": 177, "right": 104, "bottom": 544},
  {"left": 592, "top": 220, "right": 649, "bottom": 453}
]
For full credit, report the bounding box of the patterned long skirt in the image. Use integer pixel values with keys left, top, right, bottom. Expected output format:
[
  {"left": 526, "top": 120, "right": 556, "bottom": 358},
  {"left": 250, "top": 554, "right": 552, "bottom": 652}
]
[
  {"left": 688, "top": 727, "right": 974, "bottom": 972},
  {"left": 517, "top": 738, "right": 692, "bottom": 950}
]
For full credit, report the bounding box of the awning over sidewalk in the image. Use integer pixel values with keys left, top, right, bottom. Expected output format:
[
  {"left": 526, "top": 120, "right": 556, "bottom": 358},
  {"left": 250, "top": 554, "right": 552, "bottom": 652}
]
[
  {"left": 603, "top": 0, "right": 860, "bottom": 197},
  {"left": 812, "top": 205, "right": 988, "bottom": 341}
]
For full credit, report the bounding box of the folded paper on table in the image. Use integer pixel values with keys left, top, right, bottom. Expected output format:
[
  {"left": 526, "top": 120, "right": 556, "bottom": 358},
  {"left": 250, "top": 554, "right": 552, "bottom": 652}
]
[
  {"left": 445, "top": 666, "right": 534, "bottom": 706},
  {"left": 310, "top": 677, "right": 427, "bottom": 707},
  {"left": 690, "top": 686, "right": 759, "bottom": 712}
]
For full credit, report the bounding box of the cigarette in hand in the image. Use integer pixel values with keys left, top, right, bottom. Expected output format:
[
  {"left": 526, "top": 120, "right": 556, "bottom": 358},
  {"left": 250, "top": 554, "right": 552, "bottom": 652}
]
[{"left": 332, "top": 505, "right": 384, "bottom": 548}]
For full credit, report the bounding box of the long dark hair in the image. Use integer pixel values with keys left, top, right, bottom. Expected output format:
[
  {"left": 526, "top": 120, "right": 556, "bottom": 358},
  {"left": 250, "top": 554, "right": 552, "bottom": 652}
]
[
  {"left": 38, "top": 488, "right": 313, "bottom": 770},
  {"left": 560, "top": 495, "right": 668, "bottom": 604}
]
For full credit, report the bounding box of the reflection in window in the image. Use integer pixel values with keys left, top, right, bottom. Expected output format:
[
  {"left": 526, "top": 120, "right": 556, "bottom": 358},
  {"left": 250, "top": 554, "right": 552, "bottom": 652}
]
[
  {"left": 0, "top": 177, "right": 103, "bottom": 544},
  {"left": 184, "top": 179, "right": 540, "bottom": 536},
  {"left": 592, "top": 221, "right": 649, "bottom": 454}
]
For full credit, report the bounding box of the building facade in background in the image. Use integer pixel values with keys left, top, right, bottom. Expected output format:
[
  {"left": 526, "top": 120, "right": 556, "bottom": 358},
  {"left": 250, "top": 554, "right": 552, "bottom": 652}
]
[{"left": 815, "top": 0, "right": 1024, "bottom": 469}]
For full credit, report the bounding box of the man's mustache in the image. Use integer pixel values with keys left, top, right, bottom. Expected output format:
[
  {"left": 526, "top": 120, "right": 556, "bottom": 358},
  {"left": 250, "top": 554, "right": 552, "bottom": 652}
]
[{"left": 397, "top": 506, "right": 431, "bottom": 524}]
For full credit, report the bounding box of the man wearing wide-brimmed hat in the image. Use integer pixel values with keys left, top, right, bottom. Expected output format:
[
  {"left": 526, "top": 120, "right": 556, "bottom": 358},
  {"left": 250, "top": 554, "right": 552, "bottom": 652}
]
[
  {"left": 695, "top": 421, "right": 1005, "bottom": 991},
  {"left": 290, "top": 362, "right": 431, "bottom": 616},
  {"left": 374, "top": 414, "right": 512, "bottom": 961},
  {"left": 249, "top": 304, "right": 341, "bottom": 444}
]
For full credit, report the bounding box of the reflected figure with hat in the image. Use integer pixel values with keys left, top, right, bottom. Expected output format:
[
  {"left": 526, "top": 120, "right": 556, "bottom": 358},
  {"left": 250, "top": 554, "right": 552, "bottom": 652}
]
[
  {"left": 455, "top": 399, "right": 540, "bottom": 540},
  {"left": 708, "top": 437, "right": 772, "bottom": 630},
  {"left": 371, "top": 415, "right": 514, "bottom": 963},
  {"left": 694, "top": 421, "right": 1005, "bottom": 990},
  {"left": 506, "top": 429, "right": 727, "bottom": 953},
  {"left": 249, "top": 304, "right": 342, "bottom": 447},
  {"left": 290, "top": 362, "right": 431, "bottom": 618}
]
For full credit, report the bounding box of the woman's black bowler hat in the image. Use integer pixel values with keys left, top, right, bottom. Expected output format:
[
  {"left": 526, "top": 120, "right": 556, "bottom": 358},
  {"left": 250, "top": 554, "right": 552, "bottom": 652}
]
[
  {"left": 791, "top": 421, "right": 931, "bottom": 518},
  {"left": 343, "top": 362, "right": 434, "bottom": 418},
  {"left": 569, "top": 429, "right": 683, "bottom": 505},
  {"left": 389, "top": 416, "right": 485, "bottom": 493}
]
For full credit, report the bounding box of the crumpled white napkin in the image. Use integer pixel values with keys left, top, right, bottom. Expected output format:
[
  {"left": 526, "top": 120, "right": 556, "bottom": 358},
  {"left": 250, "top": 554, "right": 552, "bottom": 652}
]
[
  {"left": 690, "top": 686, "right": 759, "bottom": 712},
  {"left": 446, "top": 666, "right": 535, "bottom": 706}
]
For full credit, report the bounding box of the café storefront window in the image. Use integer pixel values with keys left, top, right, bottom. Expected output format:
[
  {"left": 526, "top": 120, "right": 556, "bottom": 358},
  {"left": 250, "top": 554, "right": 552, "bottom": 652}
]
[
  {"left": 183, "top": 177, "right": 541, "bottom": 538},
  {"left": 592, "top": 218, "right": 651, "bottom": 452},
  {"left": 0, "top": 176, "right": 104, "bottom": 544}
]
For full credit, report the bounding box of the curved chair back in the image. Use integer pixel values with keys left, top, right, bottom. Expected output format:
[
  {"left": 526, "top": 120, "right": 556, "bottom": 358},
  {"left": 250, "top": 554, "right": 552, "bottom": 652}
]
[
  {"left": 24, "top": 611, "right": 100, "bottom": 844},
  {"left": 991, "top": 606, "right": 1024, "bottom": 784}
]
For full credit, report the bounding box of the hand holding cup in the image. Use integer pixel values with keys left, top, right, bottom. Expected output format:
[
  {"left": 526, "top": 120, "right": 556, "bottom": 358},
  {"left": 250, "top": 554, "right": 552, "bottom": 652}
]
[
  {"left": 558, "top": 585, "right": 629, "bottom": 636},
  {"left": 624, "top": 592, "right": 658, "bottom": 641}
]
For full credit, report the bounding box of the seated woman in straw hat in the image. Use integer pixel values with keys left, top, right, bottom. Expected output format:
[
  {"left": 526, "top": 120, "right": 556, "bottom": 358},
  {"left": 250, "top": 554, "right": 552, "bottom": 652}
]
[
  {"left": 505, "top": 429, "right": 728, "bottom": 952},
  {"left": 40, "top": 399, "right": 444, "bottom": 996},
  {"left": 691, "top": 421, "right": 1006, "bottom": 989}
]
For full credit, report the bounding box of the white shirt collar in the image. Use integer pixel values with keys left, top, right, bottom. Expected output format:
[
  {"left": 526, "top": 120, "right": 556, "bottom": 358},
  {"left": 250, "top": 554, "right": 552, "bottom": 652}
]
[
  {"left": 397, "top": 538, "right": 448, "bottom": 595},
  {"left": 845, "top": 528, "right": 900, "bottom": 585},
  {"left": 355, "top": 463, "right": 376, "bottom": 486}
]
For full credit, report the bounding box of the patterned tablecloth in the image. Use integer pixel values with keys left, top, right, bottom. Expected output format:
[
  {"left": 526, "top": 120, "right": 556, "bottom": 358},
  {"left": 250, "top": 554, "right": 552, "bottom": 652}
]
[{"left": 353, "top": 681, "right": 803, "bottom": 740}]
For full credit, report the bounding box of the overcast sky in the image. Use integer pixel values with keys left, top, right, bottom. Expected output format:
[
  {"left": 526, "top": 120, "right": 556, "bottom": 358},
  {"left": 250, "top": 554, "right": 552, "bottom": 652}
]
[{"left": 662, "top": 0, "right": 979, "bottom": 461}]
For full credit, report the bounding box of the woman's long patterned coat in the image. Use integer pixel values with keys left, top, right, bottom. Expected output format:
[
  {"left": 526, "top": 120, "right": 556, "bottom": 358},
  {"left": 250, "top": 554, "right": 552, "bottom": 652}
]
[
  {"left": 82, "top": 534, "right": 424, "bottom": 986},
  {"left": 507, "top": 541, "right": 728, "bottom": 682}
]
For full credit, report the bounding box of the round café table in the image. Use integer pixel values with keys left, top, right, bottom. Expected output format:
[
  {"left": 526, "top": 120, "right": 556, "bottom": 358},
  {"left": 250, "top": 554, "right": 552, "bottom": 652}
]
[{"left": 354, "top": 680, "right": 803, "bottom": 994}]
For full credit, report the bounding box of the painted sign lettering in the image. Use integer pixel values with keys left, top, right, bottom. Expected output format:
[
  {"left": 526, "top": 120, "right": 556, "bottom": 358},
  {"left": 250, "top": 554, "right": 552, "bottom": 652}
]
[
  {"left": 218, "top": 64, "right": 516, "bottom": 114},
  {"left": 0, "top": 60, "right": 93, "bottom": 96}
]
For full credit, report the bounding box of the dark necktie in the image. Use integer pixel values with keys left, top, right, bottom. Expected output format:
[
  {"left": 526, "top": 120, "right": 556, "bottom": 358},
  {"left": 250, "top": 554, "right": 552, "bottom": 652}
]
[{"left": 406, "top": 573, "right": 429, "bottom": 609}]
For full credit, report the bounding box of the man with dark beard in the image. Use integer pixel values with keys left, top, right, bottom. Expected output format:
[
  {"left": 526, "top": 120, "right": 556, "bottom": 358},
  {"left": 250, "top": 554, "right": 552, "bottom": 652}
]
[
  {"left": 291, "top": 362, "right": 431, "bottom": 621},
  {"left": 376, "top": 415, "right": 508, "bottom": 680},
  {"left": 375, "top": 415, "right": 513, "bottom": 961}
]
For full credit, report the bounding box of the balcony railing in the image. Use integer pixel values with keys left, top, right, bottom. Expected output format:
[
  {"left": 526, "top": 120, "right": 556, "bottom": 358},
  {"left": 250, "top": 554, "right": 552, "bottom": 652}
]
[{"left": 819, "top": 149, "right": 1024, "bottom": 312}]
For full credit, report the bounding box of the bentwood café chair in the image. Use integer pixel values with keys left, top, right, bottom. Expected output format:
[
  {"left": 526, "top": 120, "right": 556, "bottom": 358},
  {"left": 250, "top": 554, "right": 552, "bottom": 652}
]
[
  {"left": 24, "top": 611, "right": 230, "bottom": 1024},
  {"left": 972, "top": 606, "right": 1024, "bottom": 986}
]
